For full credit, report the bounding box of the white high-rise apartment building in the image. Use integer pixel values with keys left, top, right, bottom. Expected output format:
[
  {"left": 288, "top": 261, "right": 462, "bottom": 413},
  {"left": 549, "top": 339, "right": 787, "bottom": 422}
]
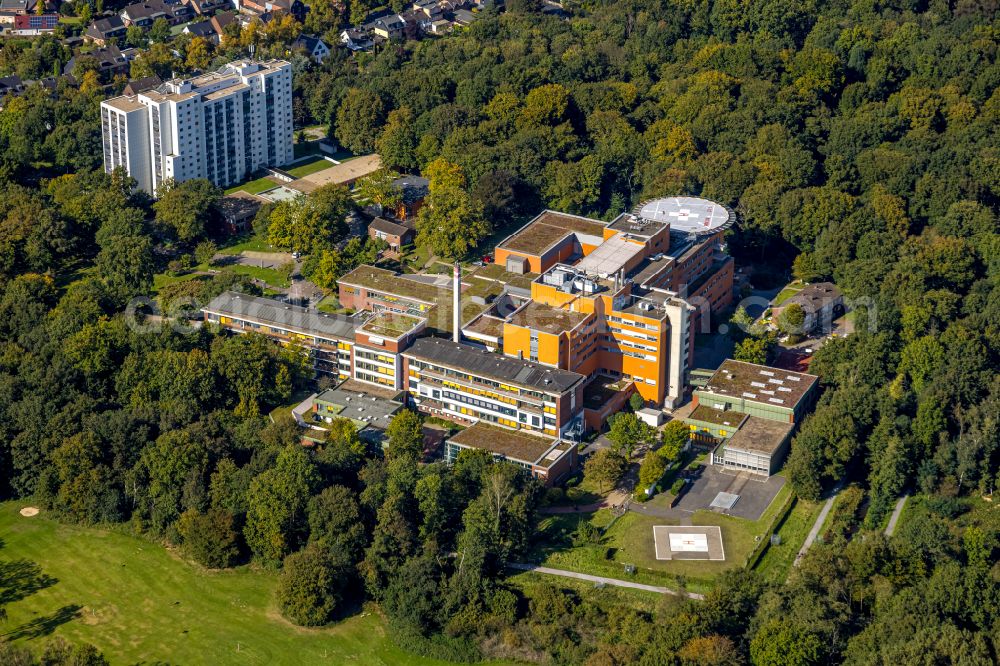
[{"left": 101, "top": 59, "right": 294, "bottom": 195}]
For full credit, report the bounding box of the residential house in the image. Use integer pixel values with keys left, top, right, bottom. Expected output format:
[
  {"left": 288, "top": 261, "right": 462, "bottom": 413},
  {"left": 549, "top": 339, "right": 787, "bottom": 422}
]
[
  {"left": 0, "top": 75, "right": 24, "bottom": 97},
  {"left": 340, "top": 27, "right": 373, "bottom": 51},
  {"left": 84, "top": 16, "right": 128, "bottom": 45},
  {"left": 368, "top": 13, "right": 404, "bottom": 40},
  {"left": 428, "top": 19, "right": 451, "bottom": 34},
  {"left": 121, "top": 0, "right": 192, "bottom": 28},
  {"left": 392, "top": 174, "right": 429, "bottom": 220},
  {"left": 122, "top": 74, "right": 161, "bottom": 95},
  {"left": 0, "top": 0, "right": 46, "bottom": 18},
  {"left": 64, "top": 44, "right": 130, "bottom": 80},
  {"left": 183, "top": 18, "right": 218, "bottom": 41},
  {"left": 209, "top": 10, "right": 237, "bottom": 38},
  {"left": 452, "top": 8, "right": 477, "bottom": 25},
  {"left": 291, "top": 34, "right": 330, "bottom": 62},
  {"left": 368, "top": 217, "right": 415, "bottom": 251},
  {"left": 184, "top": 0, "right": 231, "bottom": 15},
  {"left": 236, "top": 0, "right": 306, "bottom": 21},
  {"left": 11, "top": 13, "right": 59, "bottom": 34},
  {"left": 413, "top": 0, "right": 443, "bottom": 20}
]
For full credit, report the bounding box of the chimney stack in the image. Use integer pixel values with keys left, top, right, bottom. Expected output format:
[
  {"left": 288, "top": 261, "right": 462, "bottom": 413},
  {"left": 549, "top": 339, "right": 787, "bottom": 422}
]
[{"left": 453, "top": 262, "right": 461, "bottom": 343}]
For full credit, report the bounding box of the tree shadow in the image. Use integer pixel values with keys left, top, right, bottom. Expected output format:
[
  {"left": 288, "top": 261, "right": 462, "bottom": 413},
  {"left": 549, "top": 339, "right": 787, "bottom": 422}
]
[
  {"left": 2, "top": 604, "right": 82, "bottom": 640},
  {"left": 0, "top": 559, "right": 58, "bottom": 606}
]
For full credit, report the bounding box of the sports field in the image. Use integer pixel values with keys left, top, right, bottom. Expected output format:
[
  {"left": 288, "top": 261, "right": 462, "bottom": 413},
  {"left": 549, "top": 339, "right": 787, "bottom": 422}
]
[{"left": 0, "top": 502, "right": 490, "bottom": 665}]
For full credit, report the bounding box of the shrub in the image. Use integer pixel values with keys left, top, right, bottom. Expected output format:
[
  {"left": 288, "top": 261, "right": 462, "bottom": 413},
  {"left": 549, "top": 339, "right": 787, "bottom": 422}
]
[{"left": 671, "top": 478, "right": 686, "bottom": 495}]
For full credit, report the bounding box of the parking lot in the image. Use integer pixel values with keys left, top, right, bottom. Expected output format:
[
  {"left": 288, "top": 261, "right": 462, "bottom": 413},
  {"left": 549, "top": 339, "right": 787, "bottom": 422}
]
[{"left": 675, "top": 464, "right": 785, "bottom": 521}]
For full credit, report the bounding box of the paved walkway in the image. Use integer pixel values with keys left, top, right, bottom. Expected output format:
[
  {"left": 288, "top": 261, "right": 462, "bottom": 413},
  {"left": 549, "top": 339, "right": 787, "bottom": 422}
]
[
  {"left": 791, "top": 483, "right": 841, "bottom": 574},
  {"left": 885, "top": 494, "right": 908, "bottom": 537},
  {"left": 508, "top": 563, "right": 703, "bottom": 600}
]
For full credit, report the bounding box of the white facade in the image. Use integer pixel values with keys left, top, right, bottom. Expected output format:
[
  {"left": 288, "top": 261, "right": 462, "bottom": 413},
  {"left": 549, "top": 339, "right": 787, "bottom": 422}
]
[{"left": 101, "top": 59, "right": 294, "bottom": 196}]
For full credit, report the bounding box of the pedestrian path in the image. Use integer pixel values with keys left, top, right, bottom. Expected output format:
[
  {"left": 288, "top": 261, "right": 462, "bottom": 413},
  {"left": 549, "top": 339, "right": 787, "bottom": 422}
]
[
  {"left": 508, "top": 563, "right": 703, "bottom": 599},
  {"left": 885, "top": 494, "right": 908, "bottom": 536},
  {"left": 790, "top": 483, "right": 841, "bottom": 576}
]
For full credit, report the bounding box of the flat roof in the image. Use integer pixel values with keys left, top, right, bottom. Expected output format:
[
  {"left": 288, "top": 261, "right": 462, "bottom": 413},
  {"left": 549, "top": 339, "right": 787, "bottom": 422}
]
[
  {"left": 448, "top": 423, "right": 568, "bottom": 467},
  {"left": 339, "top": 265, "right": 502, "bottom": 334},
  {"left": 359, "top": 311, "right": 424, "bottom": 339},
  {"left": 498, "top": 210, "right": 607, "bottom": 256},
  {"left": 574, "top": 234, "right": 645, "bottom": 277},
  {"left": 701, "top": 359, "right": 818, "bottom": 409},
  {"left": 724, "top": 416, "right": 794, "bottom": 455},
  {"left": 314, "top": 382, "right": 405, "bottom": 430},
  {"left": 462, "top": 313, "right": 506, "bottom": 340},
  {"left": 293, "top": 154, "right": 382, "bottom": 192},
  {"left": 634, "top": 197, "right": 731, "bottom": 236},
  {"left": 339, "top": 265, "right": 440, "bottom": 304},
  {"left": 102, "top": 95, "right": 145, "bottom": 113},
  {"left": 204, "top": 291, "right": 358, "bottom": 341},
  {"left": 607, "top": 214, "right": 669, "bottom": 238},
  {"left": 507, "top": 301, "right": 590, "bottom": 335},
  {"left": 403, "top": 337, "right": 584, "bottom": 394},
  {"left": 688, "top": 405, "right": 747, "bottom": 428}
]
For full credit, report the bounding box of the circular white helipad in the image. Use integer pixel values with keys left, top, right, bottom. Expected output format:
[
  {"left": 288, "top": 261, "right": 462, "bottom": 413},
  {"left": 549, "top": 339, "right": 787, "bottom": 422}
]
[{"left": 635, "top": 196, "right": 732, "bottom": 235}]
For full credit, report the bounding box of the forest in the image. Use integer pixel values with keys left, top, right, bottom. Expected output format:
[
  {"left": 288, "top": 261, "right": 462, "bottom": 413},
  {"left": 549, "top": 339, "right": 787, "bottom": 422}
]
[{"left": 0, "top": 0, "right": 998, "bottom": 664}]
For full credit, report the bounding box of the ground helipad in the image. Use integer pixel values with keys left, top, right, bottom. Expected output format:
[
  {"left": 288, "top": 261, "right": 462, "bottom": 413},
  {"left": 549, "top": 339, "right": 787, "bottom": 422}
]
[{"left": 652, "top": 525, "right": 725, "bottom": 561}]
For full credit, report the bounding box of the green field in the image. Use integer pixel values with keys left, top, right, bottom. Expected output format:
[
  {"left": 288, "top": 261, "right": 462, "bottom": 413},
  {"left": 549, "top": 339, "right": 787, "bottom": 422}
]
[{"left": 0, "top": 503, "right": 474, "bottom": 665}]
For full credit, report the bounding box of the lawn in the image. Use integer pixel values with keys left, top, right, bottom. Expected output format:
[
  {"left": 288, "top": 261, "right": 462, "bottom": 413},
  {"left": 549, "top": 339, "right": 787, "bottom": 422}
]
[
  {"left": 773, "top": 281, "right": 804, "bottom": 305},
  {"left": 221, "top": 263, "right": 290, "bottom": 288},
  {"left": 285, "top": 156, "right": 334, "bottom": 178},
  {"left": 752, "top": 497, "right": 823, "bottom": 583},
  {"left": 218, "top": 231, "right": 276, "bottom": 255},
  {"left": 529, "top": 483, "right": 796, "bottom": 595},
  {"left": 225, "top": 175, "right": 280, "bottom": 196},
  {"left": 0, "top": 503, "right": 506, "bottom": 665}
]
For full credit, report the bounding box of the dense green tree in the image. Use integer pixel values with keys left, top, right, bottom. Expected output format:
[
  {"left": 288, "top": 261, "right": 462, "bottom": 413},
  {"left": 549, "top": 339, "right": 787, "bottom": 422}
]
[
  {"left": 278, "top": 542, "right": 350, "bottom": 626},
  {"left": 153, "top": 179, "right": 221, "bottom": 243},
  {"left": 176, "top": 507, "right": 240, "bottom": 568},
  {"left": 334, "top": 89, "right": 385, "bottom": 154},
  {"left": 385, "top": 410, "right": 423, "bottom": 461},
  {"left": 244, "top": 445, "right": 319, "bottom": 566},
  {"left": 584, "top": 449, "right": 628, "bottom": 494}
]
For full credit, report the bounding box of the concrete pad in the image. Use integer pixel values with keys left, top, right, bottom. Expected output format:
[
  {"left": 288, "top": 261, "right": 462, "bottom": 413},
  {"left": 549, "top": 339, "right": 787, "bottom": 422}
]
[{"left": 653, "top": 525, "right": 725, "bottom": 561}]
